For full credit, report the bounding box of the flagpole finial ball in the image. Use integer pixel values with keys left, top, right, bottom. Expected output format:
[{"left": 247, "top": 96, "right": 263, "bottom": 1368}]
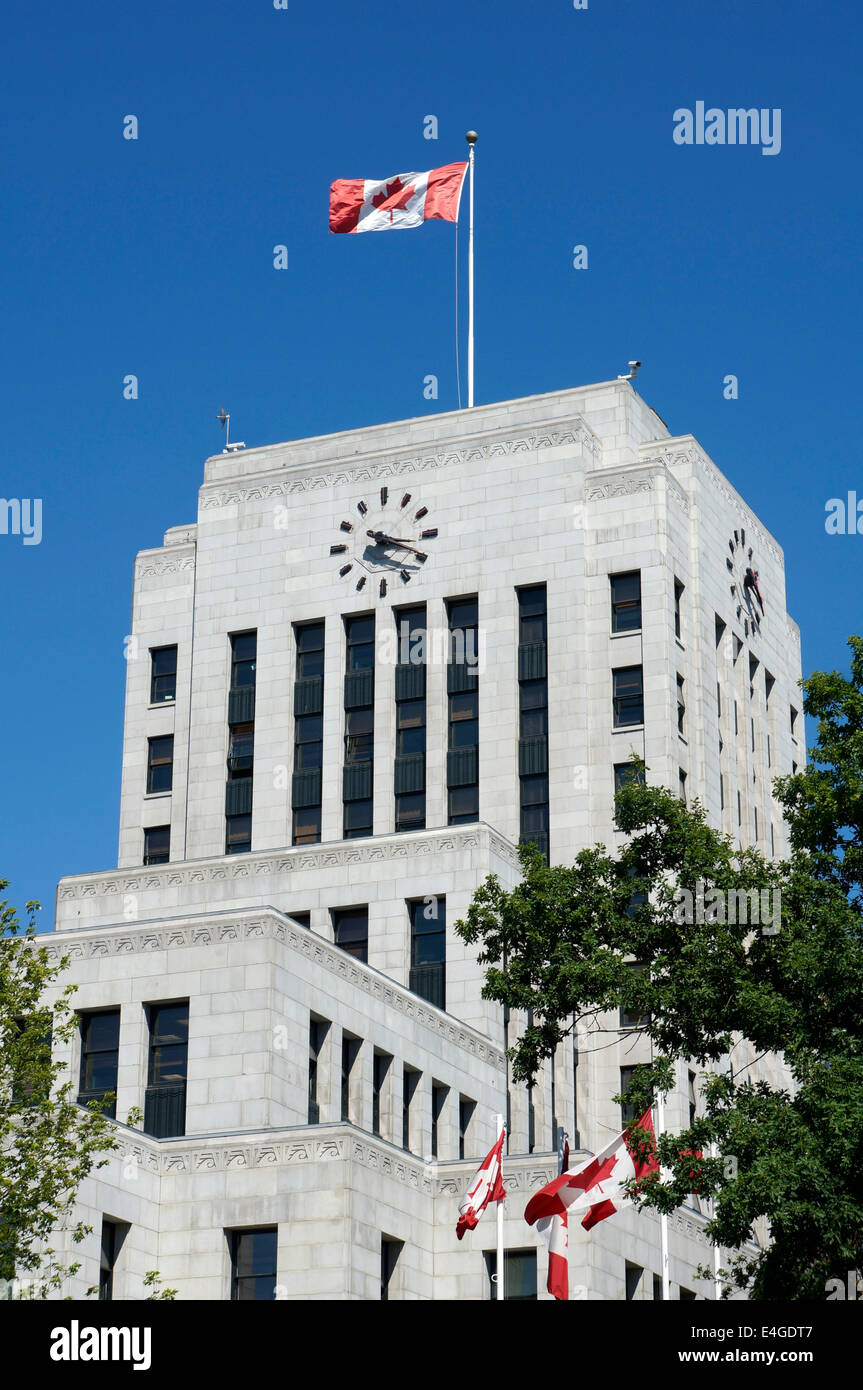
[{"left": 465, "top": 130, "right": 478, "bottom": 145}]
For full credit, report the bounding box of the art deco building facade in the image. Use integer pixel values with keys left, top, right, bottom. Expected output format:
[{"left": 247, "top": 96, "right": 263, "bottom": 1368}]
[{"left": 40, "top": 380, "right": 803, "bottom": 1300}]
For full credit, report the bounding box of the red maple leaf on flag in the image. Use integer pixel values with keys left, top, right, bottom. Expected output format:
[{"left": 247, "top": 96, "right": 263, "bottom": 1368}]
[{"left": 372, "top": 175, "right": 415, "bottom": 222}]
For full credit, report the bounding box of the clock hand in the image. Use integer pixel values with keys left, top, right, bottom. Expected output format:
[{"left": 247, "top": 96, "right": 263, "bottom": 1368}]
[{"left": 367, "top": 530, "right": 424, "bottom": 554}]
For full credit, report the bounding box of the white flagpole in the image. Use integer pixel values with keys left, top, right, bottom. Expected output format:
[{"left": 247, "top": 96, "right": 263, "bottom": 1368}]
[
  {"left": 465, "top": 131, "right": 477, "bottom": 408},
  {"left": 496, "top": 1112, "right": 505, "bottom": 1300},
  {"left": 655, "top": 1090, "right": 671, "bottom": 1301}
]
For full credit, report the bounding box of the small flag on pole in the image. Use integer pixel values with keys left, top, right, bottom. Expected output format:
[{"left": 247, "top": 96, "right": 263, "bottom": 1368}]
[
  {"left": 330, "top": 162, "right": 468, "bottom": 234},
  {"left": 456, "top": 1122, "right": 507, "bottom": 1240},
  {"left": 525, "top": 1110, "right": 658, "bottom": 1300}
]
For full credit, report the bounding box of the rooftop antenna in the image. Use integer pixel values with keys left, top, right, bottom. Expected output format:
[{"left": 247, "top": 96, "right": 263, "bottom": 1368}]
[
  {"left": 617, "top": 360, "right": 642, "bottom": 383},
  {"left": 217, "top": 406, "right": 245, "bottom": 453}
]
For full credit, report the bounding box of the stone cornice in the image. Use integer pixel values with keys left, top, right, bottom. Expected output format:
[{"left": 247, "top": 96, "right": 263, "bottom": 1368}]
[
  {"left": 57, "top": 824, "right": 520, "bottom": 904},
  {"left": 134, "top": 549, "right": 195, "bottom": 578},
  {"left": 44, "top": 908, "right": 506, "bottom": 1073},
  {"left": 108, "top": 1122, "right": 558, "bottom": 1195},
  {"left": 584, "top": 463, "right": 690, "bottom": 514},
  {"left": 198, "top": 421, "right": 600, "bottom": 511}
]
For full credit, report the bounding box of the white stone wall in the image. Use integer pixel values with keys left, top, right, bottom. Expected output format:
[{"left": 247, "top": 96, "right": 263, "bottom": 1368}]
[{"left": 41, "top": 380, "right": 803, "bottom": 1299}]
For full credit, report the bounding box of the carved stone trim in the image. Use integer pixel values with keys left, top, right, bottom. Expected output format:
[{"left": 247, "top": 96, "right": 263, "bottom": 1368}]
[
  {"left": 135, "top": 552, "right": 195, "bottom": 578},
  {"left": 44, "top": 910, "right": 506, "bottom": 1071},
  {"left": 58, "top": 825, "right": 517, "bottom": 902},
  {"left": 199, "top": 424, "right": 599, "bottom": 511}
]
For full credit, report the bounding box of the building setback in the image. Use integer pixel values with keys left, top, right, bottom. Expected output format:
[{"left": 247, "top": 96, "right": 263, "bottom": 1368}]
[{"left": 42, "top": 379, "right": 802, "bottom": 1300}]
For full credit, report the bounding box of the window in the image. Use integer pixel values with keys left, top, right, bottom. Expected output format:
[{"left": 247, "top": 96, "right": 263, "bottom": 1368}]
[
  {"left": 409, "top": 897, "right": 445, "bottom": 1009},
  {"left": 402, "top": 1067, "right": 420, "bottom": 1152},
  {"left": 78, "top": 1010, "right": 120, "bottom": 1117},
  {"left": 344, "top": 615, "right": 375, "bottom": 839},
  {"left": 144, "top": 1001, "right": 188, "bottom": 1138},
  {"left": 225, "top": 813, "right": 252, "bottom": 855},
  {"left": 619, "top": 963, "right": 648, "bottom": 1030},
  {"left": 333, "top": 907, "right": 368, "bottom": 963},
  {"left": 296, "top": 621, "right": 324, "bottom": 678},
  {"left": 99, "top": 1218, "right": 128, "bottom": 1301},
  {"left": 688, "top": 1070, "right": 697, "bottom": 1128},
  {"left": 395, "top": 607, "right": 427, "bottom": 832},
  {"left": 680, "top": 1288, "right": 697, "bottom": 1301},
  {"left": 230, "top": 1228, "right": 277, "bottom": 1301},
  {"left": 372, "top": 1051, "right": 392, "bottom": 1137},
  {"left": 230, "top": 632, "right": 257, "bottom": 689},
  {"left": 674, "top": 580, "right": 684, "bottom": 641},
  {"left": 484, "top": 1249, "right": 537, "bottom": 1301},
  {"left": 341, "top": 1034, "right": 361, "bottom": 1122},
  {"left": 614, "top": 764, "right": 645, "bottom": 808},
  {"left": 447, "top": 597, "right": 479, "bottom": 825},
  {"left": 431, "top": 1081, "right": 448, "bottom": 1158},
  {"left": 619, "top": 1065, "right": 645, "bottom": 1128},
  {"left": 381, "top": 1236, "right": 403, "bottom": 1301},
  {"left": 458, "top": 1096, "right": 476, "bottom": 1160},
  {"left": 308, "top": 1017, "right": 328, "bottom": 1124},
  {"left": 613, "top": 666, "right": 644, "bottom": 727},
  {"left": 227, "top": 723, "right": 254, "bottom": 778},
  {"left": 625, "top": 1261, "right": 643, "bottom": 1301},
  {"left": 293, "top": 623, "right": 325, "bottom": 844},
  {"left": 146, "top": 735, "right": 173, "bottom": 794},
  {"left": 610, "top": 572, "right": 641, "bottom": 633},
  {"left": 653, "top": 1274, "right": 663, "bottom": 1301},
  {"left": 150, "top": 646, "right": 177, "bottom": 703},
  {"left": 291, "top": 911, "right": 311, "bottom": 929},
  {"left": 518, "top": 586, "right": 549, "bottom": 862},
  {"left": 518, "top": 584, "right": 547, "bottom": 645},
  {"left": 677, "top": 674, "right": 686, "bottom": 736},
  {"left": 790, "top": 706, "right": 799, "bottom": 742},
  {"left": 143, "top": 825, "right": 169, "bottom": 866},
  {"left": 679, "top": 769, "right": 687, "bottom": 803}
]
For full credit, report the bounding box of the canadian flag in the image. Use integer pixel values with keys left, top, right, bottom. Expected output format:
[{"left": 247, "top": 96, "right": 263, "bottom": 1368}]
[
  {"left": 330, "top": 162, "right": 468, "bottom": 234},
  {"left": 456, "top": 1124, "right": 507, "bottom": 1239},
  {"left": 525, "top": 1110, "right": 659, "bottom": 1300}
]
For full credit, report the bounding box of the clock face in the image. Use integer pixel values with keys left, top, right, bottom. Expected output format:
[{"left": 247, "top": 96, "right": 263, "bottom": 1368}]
[
  {"left": 726, "top": 528, "right": 765, "bottom": 636},
  {"left": 330, "top": 487, "right": 438, "bottom": 599}
]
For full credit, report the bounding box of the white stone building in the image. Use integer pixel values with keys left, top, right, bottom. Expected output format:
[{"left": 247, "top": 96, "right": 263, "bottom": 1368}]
[{"left": 38, "top": 379, "right": 803, "bottom": 1300}]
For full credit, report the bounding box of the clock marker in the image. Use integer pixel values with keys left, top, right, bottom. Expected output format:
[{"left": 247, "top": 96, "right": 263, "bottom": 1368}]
[
  {"left": 356, "top": 576, "right": 366, "bottom": 590},
  {"left": 330, "top": 544, "right": 348, "bottom": 554},
  {"left": 339, "top": 564, "right": 352, "bottom": 577},
  {"left": 379, "top": 578, "right": 387, "bottom": 597},
  {"left": 380, "top": 486, "right": 388, "bottom": 506},
  {"left": 357, "top": 500, "right": 368, "bottom": 516},
  {"left": 420, "top": 528, "right": 438, "bottom": 539},
  {"left": 414, "top": 506, "right": 428, "bottom": 520},
  {"left": 400, "top": 570, "right": 411, "bottom": 583},
  {"left": 340, "top": 520, "right": 353, "bottom": 532},
  {"left": 400, "top": 493, "right": 411, "bottom": 508}
]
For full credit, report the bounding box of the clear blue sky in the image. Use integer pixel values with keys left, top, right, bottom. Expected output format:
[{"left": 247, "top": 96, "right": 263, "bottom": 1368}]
[{"left": 2, "top": 0, "right": 860, "bottom": 927}]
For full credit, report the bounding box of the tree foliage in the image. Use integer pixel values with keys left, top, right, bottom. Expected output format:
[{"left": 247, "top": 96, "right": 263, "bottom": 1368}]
[
  {"left": 455, "top": 638, "right": 863, "bottom": 1299},
  {"left": 0, "top": 886, "right": 116, "bottom": 1294}
]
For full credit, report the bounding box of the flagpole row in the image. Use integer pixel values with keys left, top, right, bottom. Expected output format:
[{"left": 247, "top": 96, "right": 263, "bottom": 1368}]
[
  {"left": 465, "top": 131, "right": 477, "bottom": 408},
  {"left": 496, "top": 1112, "right": 505, "bottom": 1300}
]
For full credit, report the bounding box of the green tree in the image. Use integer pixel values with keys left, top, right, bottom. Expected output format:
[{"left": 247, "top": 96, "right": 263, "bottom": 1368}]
[
  {"left": 455, "top": 639, "right": 863, "bottom": 1300},
  {"left": 0, "top": 885, "right": 117, "bottom": 1297}
]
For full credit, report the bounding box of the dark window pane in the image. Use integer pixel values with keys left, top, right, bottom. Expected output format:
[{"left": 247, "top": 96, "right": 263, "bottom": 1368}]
[
  {"left": 297, "top": 624, "right": 324, "bottom": 652},
  {"left": 519, "top": 679, "right": 547, "bottom": 710},
  {"left": 295, "top": 741, "right": 323, "bottom": 770},
  {"left": 520, "top": 707, "right": 548, "bottom": 738},
  {"left": 343, "top": 800, "right": 372, "bottom": 836},
  {"left": 346, "top": 708, "right": 374, "bottom": 736},
  {"left": 231, "top": 1229, "right": 277, "bottom": 1301},
  {"left": 520, "top": 774, "right": 548, "bottom": 806},
  {"left": 395, "top": 792, "right": 425, "bottom": 830},
  {"left": 296, "top": 714, "right": 323, "bottom": 743},
  {"left": 448, "top": 785, "right": 478, "bottom": 821},
  {"left": 293, "top": 806, "right": 321, "bottom": 844},
  {"left": 450, "top": 691, "right": 478, "bottom": 720},
  {"left": 397, "top": 725, "right": 426, "bottom": 756},
  {"left": 346, "top": 615, "right": 375, "bottom": 646},
  {"left": 519, "top": 613, "right": 547, "bottom": 645},
  {"left": 397, "top": 699, "right": 425, "bottom": 729},
  {"left": 150, "top": 647, "right": 177, "bottom": 703},
  {"left": 147, "top": 736, "right": 174, "bottom": 794},
  {"left": 450, "top": 718, "right": 478, "bottom": 748},
  {"left": 611, "top": 572, "right": 642, "bottom": 632},
  {"left": 226, "top": 813, "right": 252, "bottom": 853},
  {"left": 520, "top": 802, "right": 549, "bottom": 834},
  {"left": 143, "top": 825, "right": 170, "bottom": 865}
]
